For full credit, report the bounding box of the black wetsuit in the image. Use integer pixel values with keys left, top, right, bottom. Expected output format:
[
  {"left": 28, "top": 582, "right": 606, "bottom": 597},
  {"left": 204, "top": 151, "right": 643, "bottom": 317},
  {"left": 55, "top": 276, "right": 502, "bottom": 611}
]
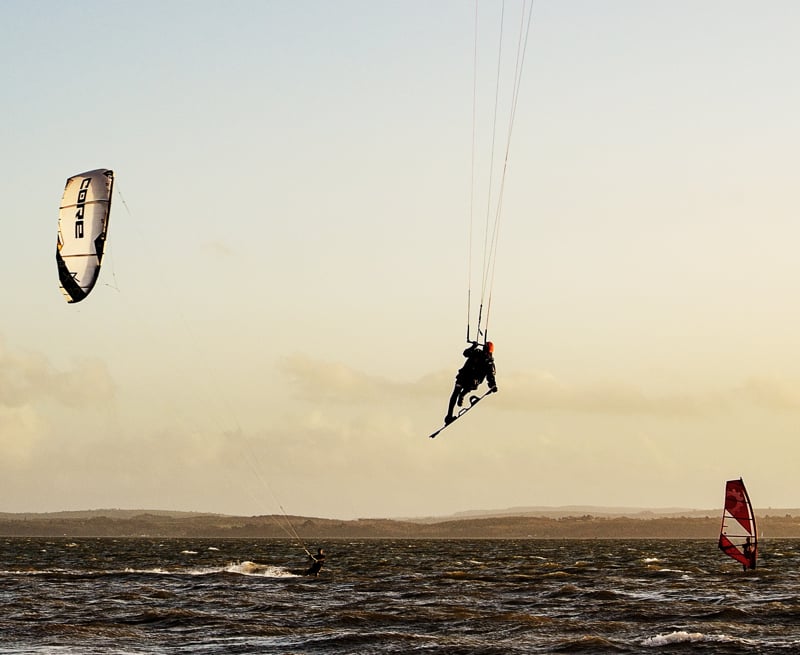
[
  {"left": 446, "top": 344, "right": 497, "bottom": 421},
  {"left": 305, "top": 550, "right": 326, "bottom": 576},
  {"left": 743, "top": 542, "right": 757, "bottom": 571}
]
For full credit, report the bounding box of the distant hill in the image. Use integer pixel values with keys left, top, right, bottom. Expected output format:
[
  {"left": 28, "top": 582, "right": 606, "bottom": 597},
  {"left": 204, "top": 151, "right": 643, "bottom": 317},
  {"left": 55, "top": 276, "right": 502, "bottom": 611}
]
[
  {"left": 0, "top": 509, "right": 220, "bottom": 521},
  {"left": 434, "top": 505, "right": 800, "bottom": 521},
  {"left": 2, "top": 508, "right": 800, "bottom": 539},
  {"left": 449, "top": 506, "right": 712, "bottom": 519}
]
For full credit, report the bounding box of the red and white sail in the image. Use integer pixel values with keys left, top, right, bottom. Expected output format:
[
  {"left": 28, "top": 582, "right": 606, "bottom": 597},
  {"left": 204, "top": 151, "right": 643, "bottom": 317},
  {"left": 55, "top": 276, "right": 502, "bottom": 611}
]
[{"left": 718, "top": 478, "right": 757, "bottom": 569}]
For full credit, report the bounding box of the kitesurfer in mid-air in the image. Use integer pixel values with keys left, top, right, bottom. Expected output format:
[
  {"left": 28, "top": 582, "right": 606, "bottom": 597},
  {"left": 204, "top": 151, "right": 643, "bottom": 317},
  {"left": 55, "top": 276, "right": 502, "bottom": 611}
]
[
  {"left": 444, "top": 341, "right": 497, "bottom": 425},
  {"left": 304, "top": 547, "right": 326, "bottom": 576}
]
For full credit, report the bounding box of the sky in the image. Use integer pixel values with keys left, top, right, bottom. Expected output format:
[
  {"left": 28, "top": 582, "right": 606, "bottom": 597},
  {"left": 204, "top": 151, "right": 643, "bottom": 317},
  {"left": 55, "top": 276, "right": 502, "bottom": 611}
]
[{"left": 2, "top": 0, "right": 800, "bottom": 519}]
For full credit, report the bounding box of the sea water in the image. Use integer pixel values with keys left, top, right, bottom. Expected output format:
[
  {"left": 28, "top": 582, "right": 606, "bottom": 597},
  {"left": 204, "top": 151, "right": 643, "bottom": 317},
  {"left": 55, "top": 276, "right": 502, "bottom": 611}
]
[{"left": 1, "top": 537, "right": 799, "bottom": 653}]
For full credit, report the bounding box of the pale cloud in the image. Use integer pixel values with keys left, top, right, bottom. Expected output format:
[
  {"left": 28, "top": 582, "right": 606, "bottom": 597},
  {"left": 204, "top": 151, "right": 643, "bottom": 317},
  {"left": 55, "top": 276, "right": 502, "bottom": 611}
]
[
  {"left": 203, "top": 240, "right": 235, "bottom": 258},
  {"left": 278, "top": 353, "right": 800, "bottom": 417},
  {"left": 738, "top": 377, "right": 800, "bottom": 411},
  {"left": 0, "top": 346, "right": 47, "bottom": 408},
  {"left": 277, "top": 353, "right": 419, "bottom": 402},
  {"left": 492, "top": 372, "right": 724, "bottom": 416},
  {"left": 4, "top": 351, "right": 799, "bottom": 516},
  {"left": 0, "top": 338, "right": 116, "bottom": 474},
  {"left": 0, "top": 405, "right": 44, "bottom": 465},
  {"left": 0, "top": 339, "right": 115, "bottom": 408}
]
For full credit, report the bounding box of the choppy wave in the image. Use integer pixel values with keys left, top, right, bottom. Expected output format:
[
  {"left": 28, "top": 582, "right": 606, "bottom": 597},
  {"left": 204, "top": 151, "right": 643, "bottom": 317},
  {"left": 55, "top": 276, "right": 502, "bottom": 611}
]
[{"left": 2, "top": 538, "right": 800, "bottom": 654}]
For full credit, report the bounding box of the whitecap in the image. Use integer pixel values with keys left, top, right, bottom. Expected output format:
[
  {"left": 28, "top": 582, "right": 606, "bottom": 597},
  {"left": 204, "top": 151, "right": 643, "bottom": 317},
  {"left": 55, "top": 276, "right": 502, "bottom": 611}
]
[
  {"left": 225, "top": 561, "right": 298, "bottom": 578},
  {"left": 642, "top": 630, "right": 706, "bottom": 646},
  {"left": 641, "top": 631, "right": 753, "bottom": 648}
]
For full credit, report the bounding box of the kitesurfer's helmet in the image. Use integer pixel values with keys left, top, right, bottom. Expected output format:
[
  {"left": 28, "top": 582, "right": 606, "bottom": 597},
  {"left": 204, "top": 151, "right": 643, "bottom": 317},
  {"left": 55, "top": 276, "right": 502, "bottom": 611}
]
[{"left": 486, "top": 341, "right": 494, "bottom": 354}]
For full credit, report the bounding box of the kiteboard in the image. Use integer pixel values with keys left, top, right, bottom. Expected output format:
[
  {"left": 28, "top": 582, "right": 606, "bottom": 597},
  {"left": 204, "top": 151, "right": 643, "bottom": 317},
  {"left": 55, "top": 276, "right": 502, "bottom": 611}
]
[{"left": 429, "top": 390, "right": 493, "bottom": 439}]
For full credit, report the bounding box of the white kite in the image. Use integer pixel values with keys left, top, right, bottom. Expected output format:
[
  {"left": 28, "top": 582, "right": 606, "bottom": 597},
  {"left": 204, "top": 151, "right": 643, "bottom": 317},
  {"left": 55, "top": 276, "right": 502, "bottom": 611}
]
[{"left": 56, "top": 168, "right": 114, "bottom": 303}]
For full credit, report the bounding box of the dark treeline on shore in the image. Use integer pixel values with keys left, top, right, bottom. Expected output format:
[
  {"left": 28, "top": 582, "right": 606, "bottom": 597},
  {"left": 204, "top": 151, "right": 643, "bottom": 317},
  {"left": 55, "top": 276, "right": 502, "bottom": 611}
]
[{"left": 2, "top": 510, "right": 800, "bottom": 539}]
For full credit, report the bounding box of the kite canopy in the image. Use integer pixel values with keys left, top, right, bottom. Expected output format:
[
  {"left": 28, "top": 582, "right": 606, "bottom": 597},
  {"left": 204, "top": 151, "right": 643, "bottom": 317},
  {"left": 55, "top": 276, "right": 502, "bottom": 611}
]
[{"left": 56, "top": 168, "right": 114, "bottom": 303}]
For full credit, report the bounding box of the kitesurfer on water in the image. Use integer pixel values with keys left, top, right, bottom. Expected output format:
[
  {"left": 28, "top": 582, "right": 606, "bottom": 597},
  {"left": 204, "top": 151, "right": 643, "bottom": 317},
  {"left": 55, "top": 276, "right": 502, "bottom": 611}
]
[
  {"left": 304, "top": 547, "right": 326, "bottom": 576},
  {"left": 445, "top": 341, "right": 497, "bottom": 424}
]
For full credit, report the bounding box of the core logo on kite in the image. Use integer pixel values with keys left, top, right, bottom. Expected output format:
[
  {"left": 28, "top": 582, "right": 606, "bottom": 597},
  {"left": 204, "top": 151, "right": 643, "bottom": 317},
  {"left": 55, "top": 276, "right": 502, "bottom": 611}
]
[{"left": 74, "top": 178, "right": 91, "bottom": 238}]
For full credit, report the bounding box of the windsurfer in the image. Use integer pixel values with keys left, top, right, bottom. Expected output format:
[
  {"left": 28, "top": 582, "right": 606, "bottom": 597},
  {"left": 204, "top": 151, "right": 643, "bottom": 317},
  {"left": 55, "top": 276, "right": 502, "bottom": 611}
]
[
  {"left": 445, "top": 341, "right": 497, "bottom": 425},
  {"left": 743, "top": 537, "right": 756, "bottom": 571},
  {"left": 304, "top": 547, "right": 326, "bottom": 576}
]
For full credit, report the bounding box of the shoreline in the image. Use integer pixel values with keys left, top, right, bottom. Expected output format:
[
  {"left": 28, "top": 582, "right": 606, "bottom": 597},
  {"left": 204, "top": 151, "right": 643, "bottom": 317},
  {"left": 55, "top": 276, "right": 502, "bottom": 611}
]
[{"left": 3, "top": 509, "right": 799, "bottom": 539}]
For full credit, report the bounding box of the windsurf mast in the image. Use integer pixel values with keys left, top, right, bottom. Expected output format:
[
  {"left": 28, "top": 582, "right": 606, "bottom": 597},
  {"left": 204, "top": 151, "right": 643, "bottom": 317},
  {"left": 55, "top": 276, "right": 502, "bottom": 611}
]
[{"left": 718, "top": 477, "right": 758, "bottom": 570}]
